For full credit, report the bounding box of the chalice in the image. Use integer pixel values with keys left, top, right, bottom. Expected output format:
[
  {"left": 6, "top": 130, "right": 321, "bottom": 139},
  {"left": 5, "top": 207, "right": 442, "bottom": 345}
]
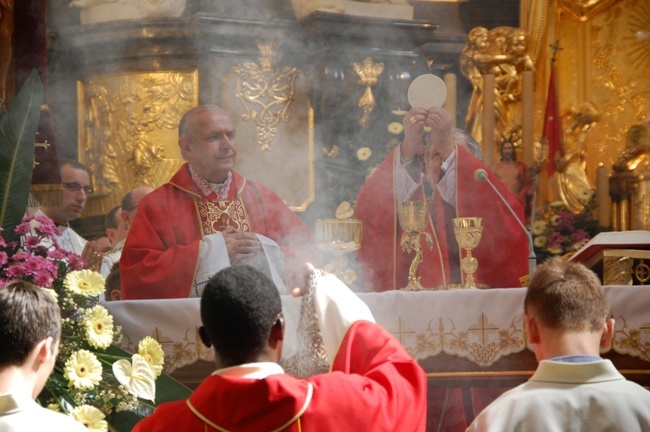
[
  {"left": 452, "top": 217, "right": 483, "bottom": 289},
  {"left": 314, "top": 219, "right": 362, "bottom": 278},
  {"left": 397, "top": 201, "right": 433, "bottom": 291}
]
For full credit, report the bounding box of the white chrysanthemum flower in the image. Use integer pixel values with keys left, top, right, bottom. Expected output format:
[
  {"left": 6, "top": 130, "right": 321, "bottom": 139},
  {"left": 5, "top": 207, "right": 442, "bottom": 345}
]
[
  {"left": 532, "top": 220, "right": 547, "bottom": 235},
  {"left": 356, "top": 147, "right": 372, "bottom": 161},
  {"left": 577, "top": 187, "right": 594, "bottom": 202},
  {"left": 47, "top": 403, "right": 61, "bottom": 412},
  {"left": 71, "top": 405, "right": 108, "bottom": 432},
  {"left": 533, "top": 235, "right": 547, "bottom": 248},
  {"left": 84, "top": 305, "right": 114, "bottom": 349},
  {"left": 64, "top": 270, "right": 105, "bottom": 297},
  {"left": 550, "top": 214, "right": 561, "bottom": 227},
  {"left": 112, "top": 354, "right": 156, "bottom": 402},
  {"left": 387, "top": 121, "right": 403, "bottom": 135},
  {"left": 64, "top": 349, "right": 102, "bottom": 390},
  {"left": 138, "top": 336, "right": 165, "bottom": 377}
]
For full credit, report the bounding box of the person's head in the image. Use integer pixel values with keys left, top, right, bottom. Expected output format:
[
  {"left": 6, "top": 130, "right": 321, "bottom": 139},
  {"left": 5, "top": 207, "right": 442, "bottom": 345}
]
[
  {"left": 41, "top": 159, "right": 91, "bottom": 226},
  {"left": 120, "top": 186, "right": 154, "bottom": 230},
  {"left": 499, "top": 141, "right": 515, "bottom": 161},
  {"left": 178, "top": 105, "right": 237, "bottom": 184},
  {"left": 105, "top": 205, "right": 128, "bottom": 247},
  {"left": 105, "top": 262, "right": 122, "bottom": 301},
  {"left": 199, "top": 265, "right": 284, "bottom": 368},
  {"left": 451, "top": 128, "right": 483, "bottom": 160},
  {"left": 506, "top": 28, "right": 528, "bottom": 56},
  {"left": 468, "top": 26, "right": 489, "bottom": 50},
  {"left": 0, "top": 280, "right": 61, "bottom": 397},
  {"left": 524, "top": 258, "right": 614, "bottom": 361}
]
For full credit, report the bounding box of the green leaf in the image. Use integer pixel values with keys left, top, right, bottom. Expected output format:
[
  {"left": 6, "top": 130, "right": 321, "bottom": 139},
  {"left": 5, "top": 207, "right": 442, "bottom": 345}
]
[{"left": 0, "top": 69, "right": 44, "bottom": 243}]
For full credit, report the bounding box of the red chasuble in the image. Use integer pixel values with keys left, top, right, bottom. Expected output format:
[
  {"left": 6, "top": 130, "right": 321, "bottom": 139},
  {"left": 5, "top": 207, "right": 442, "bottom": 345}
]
[
  {"left": 357, "top": 149, "right": 450, "bottom": 292},
  {"left": 120, "top": 164, "right": 317, "bottom": 299},
  {"left": 132, "top": 320, "right": 427, "bottom": 432},
  {"left": 357, "top": 146, "right": 528, "bottom": 292}
]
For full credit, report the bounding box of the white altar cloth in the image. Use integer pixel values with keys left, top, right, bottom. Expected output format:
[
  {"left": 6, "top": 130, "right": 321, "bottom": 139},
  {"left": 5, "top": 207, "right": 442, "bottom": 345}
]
[{"left": 105, "top": 285, "right": 650, "bottom": 377}]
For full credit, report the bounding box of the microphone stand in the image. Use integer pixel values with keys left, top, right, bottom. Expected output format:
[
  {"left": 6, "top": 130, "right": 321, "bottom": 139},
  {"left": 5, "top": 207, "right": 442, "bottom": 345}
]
[{"left": 480, "top": 173, "right": 537, "bottom": 283}]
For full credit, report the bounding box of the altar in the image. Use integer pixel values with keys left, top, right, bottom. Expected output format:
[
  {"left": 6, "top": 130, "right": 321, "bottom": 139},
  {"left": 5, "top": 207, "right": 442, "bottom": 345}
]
[{"left": 105, "top": 285, "right": 650, "bottom": 430}]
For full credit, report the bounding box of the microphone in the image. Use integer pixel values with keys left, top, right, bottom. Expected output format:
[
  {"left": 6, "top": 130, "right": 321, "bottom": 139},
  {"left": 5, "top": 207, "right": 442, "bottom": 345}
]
[
  {"left": 474, "top": 168, "right": 488, "bottom": 182},
  {"left": 473, "top": 168, "right": 536, "bottom": 283}
]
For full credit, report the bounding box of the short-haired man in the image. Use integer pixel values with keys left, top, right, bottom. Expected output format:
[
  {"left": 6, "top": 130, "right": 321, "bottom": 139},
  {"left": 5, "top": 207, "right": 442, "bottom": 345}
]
[
  {"left": 120, "top": 105, "right": 318, "bottom": 299},
  {"left": 29, "top": 158, "right": 103, "bottom": 269},
  {"left": 104, "top": 262, "right": 122, "bottom": 301},
  {"left": 0, "top": 280, "right": 87, "bottom": 431},
  {"left": 133, "top": 264, "right": 427, "bottom": 431},
  {"left": 466, "top": 257, "right": 650, "bottom": 431}
]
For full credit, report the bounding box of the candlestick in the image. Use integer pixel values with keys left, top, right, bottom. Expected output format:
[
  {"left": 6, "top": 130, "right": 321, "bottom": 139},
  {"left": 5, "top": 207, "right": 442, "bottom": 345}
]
[
  {"left": 522, "top": 70, "right": 534, "bottom": 166},
  {"left": 596, "top": 164, "right": 611, "bottom": 227},
  {"left": 482, "top": 73, "right": 495, "bottom": 166},
  {"left": 443, "top": 73, "right": 457, "bottom": 128}
]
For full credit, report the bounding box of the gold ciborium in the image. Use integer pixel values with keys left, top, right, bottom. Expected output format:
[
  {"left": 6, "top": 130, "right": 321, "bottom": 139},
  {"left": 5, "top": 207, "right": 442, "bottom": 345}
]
[
  {"left": 314, "top": 219, "right": 362, "bottom": 278},
  {"left": 397, "top": 201, "right": 433, "bottom": 291},
  {"left": 452, "top": 217, "right": 484, "bottom": 289}
]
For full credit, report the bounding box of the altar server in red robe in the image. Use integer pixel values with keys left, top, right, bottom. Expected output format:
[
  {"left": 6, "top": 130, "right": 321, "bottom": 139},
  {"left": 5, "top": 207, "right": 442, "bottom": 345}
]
[
  {"left": 133, "top": 264, "right": 427, "bottom": 432},
  {"left": 120, "top": 105, "right": 318, "bottom": 299},
  {"left": 357, "top": 107, "right": 528, "bottom": 291}
]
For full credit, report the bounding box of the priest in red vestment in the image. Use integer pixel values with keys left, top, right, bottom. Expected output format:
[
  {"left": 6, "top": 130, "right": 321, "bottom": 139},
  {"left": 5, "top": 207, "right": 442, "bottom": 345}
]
[
  {"left": 133, "top": 264, "right": 427, "bottom": 432},
  {"left": 120, "top": 105, "right": 318, "bottom": 299},
  {"left": 357, "top": 107, "right": 528, "bottom": 292}
]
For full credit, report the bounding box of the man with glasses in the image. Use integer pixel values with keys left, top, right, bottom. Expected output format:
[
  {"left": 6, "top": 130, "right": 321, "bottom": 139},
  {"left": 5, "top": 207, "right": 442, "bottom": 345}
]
[{"left": 29, "top": 158, "right": 103, "bottom": 269}]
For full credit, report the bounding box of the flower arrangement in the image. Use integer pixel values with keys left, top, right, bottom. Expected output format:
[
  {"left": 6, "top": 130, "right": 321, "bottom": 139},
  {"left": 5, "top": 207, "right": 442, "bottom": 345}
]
[
  {"left": 0, "top": 215, "right": 169, "bottom": 432},
  {"left": 532, "top": 198, "right": 600, "bottom": 263}
]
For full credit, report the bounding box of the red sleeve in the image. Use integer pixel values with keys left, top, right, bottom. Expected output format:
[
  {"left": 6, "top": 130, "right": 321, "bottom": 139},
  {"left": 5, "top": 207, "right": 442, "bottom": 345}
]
[
  {"left": 120, "top": 187, "right": 201, "bottom": 299},
  {"left": 356, "top": 150, "right": 400, "bottom": 292},
  {"left": 240, "top": 180, "right": 321, "bottom": 288},
  {"left": 308, "top": 320, "right": 427, "bottom": 432},
  {"left": 455, "top": 147, "right": 529, "bottom": 287}
]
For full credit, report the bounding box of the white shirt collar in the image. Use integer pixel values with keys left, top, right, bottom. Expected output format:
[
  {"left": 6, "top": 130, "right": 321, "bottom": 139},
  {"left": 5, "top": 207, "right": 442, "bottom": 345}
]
[{"left": 212, "top": 362, "right": 285, "bottom": 380}]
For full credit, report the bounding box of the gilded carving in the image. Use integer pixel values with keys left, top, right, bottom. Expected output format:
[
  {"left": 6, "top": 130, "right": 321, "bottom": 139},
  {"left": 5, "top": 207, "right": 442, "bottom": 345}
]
[
  {"left": 196, "top": 198, "right": 252, "bottom": 236},
  {"left": 232, "top": 40, "right": 299, "bottom": 151},
  {"left": 613, "top": 316, "right": 650, "bottom": 363},
  {"left": 353, "top": 58, "right": 384, "bottom": 128},
  {"left": 78, "top": 71, "right": 198, "bottom": 216}
]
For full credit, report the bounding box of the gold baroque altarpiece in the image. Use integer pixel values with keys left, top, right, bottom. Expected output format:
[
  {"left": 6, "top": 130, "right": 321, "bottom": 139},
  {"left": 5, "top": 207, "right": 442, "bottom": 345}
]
[
  {"left": 223, "top": 40, "right": 315, "bottom": 212},
  {"left": 77, "top": 70, "right": 198, "bottom": 216}
]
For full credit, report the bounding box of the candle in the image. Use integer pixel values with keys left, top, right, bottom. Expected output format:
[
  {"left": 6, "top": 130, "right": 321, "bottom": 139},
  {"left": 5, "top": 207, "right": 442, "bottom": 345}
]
[
  {"left": 596, "top": 165, "right": 611, "bottom": 227},
  {"left": 522, "top": 70, "right": 534, "bottom": 166},
  {"left": 443, "top": 73, "right": 457, "bottom": 128},
  {"left": 482, "top": 73, "right": 495, "bottom": 166}
]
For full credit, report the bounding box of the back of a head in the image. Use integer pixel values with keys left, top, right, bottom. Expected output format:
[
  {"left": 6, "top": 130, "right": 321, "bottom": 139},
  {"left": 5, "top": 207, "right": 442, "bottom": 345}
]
[
  {"left": 105, "top": 205, "right": 121, "bottom": 231},
  {"left": 201, "top": 265, "right": 282, "bottom": 366},
  {"left": 452, "top": 128, "right": 483, "bottom": 160},
  {"left": 0, "top": 280, "right": 61, "bottom": 366},
  {"left": 525, "top": 257, "right": 609, "bottom": 332}
]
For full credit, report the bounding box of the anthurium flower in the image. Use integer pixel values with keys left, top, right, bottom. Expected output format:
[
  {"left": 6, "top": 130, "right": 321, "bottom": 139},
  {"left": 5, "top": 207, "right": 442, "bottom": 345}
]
[{"left": 112, "top": 354, "right": 156, "bottom": 402}]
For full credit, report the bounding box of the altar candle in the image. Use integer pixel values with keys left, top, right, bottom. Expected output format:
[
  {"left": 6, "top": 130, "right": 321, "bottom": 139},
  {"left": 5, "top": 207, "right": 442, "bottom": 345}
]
[
  {"left": 444, "top": 73, "right": 457, "bottom": 127},
  {"left": 522, "top": 70, "right": 534, "bottom": 166},
  {"left": 596, "top": 164, "right": 611, "bottom": 227},
  {"left": 482, "top": 73, "right": 495, "bottom": 166}
]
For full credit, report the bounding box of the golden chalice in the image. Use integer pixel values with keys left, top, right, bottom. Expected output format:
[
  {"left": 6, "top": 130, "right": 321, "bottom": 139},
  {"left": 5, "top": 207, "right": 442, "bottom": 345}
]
[
  {"left": 397, "top": 201, "right": 433, "bottom": 291},
  {"left": 314, "top": 219, "right": 362, "bottom": 278},
  {"left": 452, "top": 217, "right": 484, "bottom": 289}
]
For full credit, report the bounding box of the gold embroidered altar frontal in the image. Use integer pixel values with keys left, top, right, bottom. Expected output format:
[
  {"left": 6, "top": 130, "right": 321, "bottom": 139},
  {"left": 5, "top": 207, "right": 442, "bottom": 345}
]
[{"left": 105, "top": 285, "right": 650, "bottom": 379}]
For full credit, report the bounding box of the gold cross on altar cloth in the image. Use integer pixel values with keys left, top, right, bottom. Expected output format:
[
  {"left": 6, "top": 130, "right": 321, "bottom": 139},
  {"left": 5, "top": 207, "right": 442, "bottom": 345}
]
[
  {"left": 395, "top": 316, "right": 417, "bottom": 344},
  {"left": 468, "top": 313, "right": 499, "bottom": 345}
]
